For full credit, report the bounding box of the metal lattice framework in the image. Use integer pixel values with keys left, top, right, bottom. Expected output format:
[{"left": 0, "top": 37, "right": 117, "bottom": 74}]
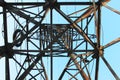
[{"left": 0, "top": 0, "right": 120, "bottom": 80}]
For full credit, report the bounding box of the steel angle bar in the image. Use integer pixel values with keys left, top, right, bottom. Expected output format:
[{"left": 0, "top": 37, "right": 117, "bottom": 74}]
[
  {"left": 54, "top": 7, "right": 96, "bottom": 49},
  {"left": 8, "top": 11, "right": 26, "bottom": 32},
  {"left": 70, "top": 53, "right": 89, "bottom": 80},
  {"left": 19, "top": 5, "right": 42, "bottom": 10},
  {"left": 30, "top": 58, "right": 48, "bottom": 80},
  {"left": 69, "top": 71, "right": 80, "bottom": 80},
  {"left": 41, "top": 59, "right": 48, "bottom": 80},
  {"left": 21, "top": 9, "right": 41, "bottom": 17},
  {"left": 6, "top": 6, "right": 38, "bottom": 24},
  {"left": 68, "top": 7, "right": 89, "bottom": 17},
  {"left": 69, "top": 58, "right": 94, "bottom": 80},
  {"left": 29, "top": 72, "right": 41, "bottom": 80},
  {"left": 28, "top": 40, "right": 40, "bottom": 49},
  {"left": 73, "top": 40, "right": 85, "bottom": 50},
  {"left": 3, "top": 6, "right": 10, "bottom": 80},
  {"left": 6, "top": 2, "right": 45, "bottom": 6},
  {"left": 83, "top": 59, "right": 91, "bottom": 80},
  {"left": 58, "top": 59, "right": 72, "bottom": 80},
  {"left": 83, "top": 14, "right": 94, "bottom": 31},
  {"left": 17, "top": 52, "right": 44, "bottom": 80},
  {"left": 66, "top": 71, "right": 78, "bottom": 80},
  {"left": 12, "top": 57, "right": 36, "bottom": 80},
  {"left": 74, "top": 6, "right": 97, "bottom": 23},
  {"left": 103, "top": 37, "right": 120, "bottom": 49},
  {"left": 101, "top": 56, "right": 120, "bottom": 80},
  {"left": 13, "top": 49, "right": 94, "bottom": 54},
  {"left": 103, "top": 4, "right": 120, "bottom": 15},
  {"left": 74, "top": 0, "right": 110, "bottom": 23},
  {"left": 11, "top": 8, "right": 50, "bottom": 47},
  {"left": 6, "top": 2, "right": 97, "bottom": 6},
  {"left": 61, "top": 38, "right": 89, "bottom": 79}
]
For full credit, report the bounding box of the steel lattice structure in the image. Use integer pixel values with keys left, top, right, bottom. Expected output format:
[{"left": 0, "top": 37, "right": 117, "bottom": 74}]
[{"left": 0, "top": 0, "right": 120, "bottom": 80}]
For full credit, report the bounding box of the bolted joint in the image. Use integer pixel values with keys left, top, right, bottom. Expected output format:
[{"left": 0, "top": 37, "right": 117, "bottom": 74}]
[
  {"left": 92, "top": 49, "right": 99, "bottom": 59},
  {"left": 43, "top": 0, "right": 60, "bottom": 10},
  {"left": 92, "top": 45, "right": 104, "bottom": 59},
  {"left": 68, "top": 50, "right": 73, "bottom": 57},
  {"left": 7, "top": 43, "right": 14, "bottom": 58},
  {"left": 0, "top": 43, "right": 14, "bottom": 58},
  {"left": 99, "top": 46, "right": 104, "bottom": 56}
]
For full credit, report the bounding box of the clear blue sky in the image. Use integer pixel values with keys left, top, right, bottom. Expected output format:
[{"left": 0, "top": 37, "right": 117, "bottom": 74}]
[{"left": 0, "top": 0, "right": 120, "bottom": 80}]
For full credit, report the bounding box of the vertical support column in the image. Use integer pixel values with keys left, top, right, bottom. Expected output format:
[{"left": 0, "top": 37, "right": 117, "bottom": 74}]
[
  {"left": 50, "top": 7, "right": 53, "bottom": 80},
  {"left": 95, "top": 0, "right": 101, "bottom": 80},
  {"left": 26, "top": 19, "right": 31, "bottom": 65},
  {"left": 3, "top": 3, "right": 10, "bottom": 80}
]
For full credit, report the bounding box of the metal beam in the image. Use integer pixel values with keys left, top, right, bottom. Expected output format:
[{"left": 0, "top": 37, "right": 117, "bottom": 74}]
[
  {"left": 103, "top": 37, "right": 120, "bottom": 49},
  {"left": 95, "top": 0, "right": 101, "bottom": 79},
  {"left": 5, "top": 2, "right": 97, "bottom": 6},
  {"left": 54, "top": 7, "right": 96, "bottom": 49},
  {"left": 58, "top": 59, "right": 72, "bottom": 80},
  {"left": 17, "top": 53, "right": 44, "bottom": 80},
  {"left": 102, "top": 56, "right": 120, "bottom": 80},
  {"left": 3, "top": 5, "right": 10, "bottom": 80},
  {"left": 11, "top": 8, "right": 50, "bottom": 47},
  {"left": 70, "top": 53, "right": 89, "bottom": 80},
  {"left": 7, "top": 6, "right": 38, "bottom": 24}
]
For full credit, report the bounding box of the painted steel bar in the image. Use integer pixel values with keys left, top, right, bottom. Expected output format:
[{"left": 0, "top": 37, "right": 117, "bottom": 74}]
[
  {"left": 74, "top": 6, "right": 96, "bottom": 23},
  {"left": 69, "top": 71, "right": 80, "bottom": 80},
  {"left": 8, "top": 11, "right": 26, "bottom": 32},
  {"left": 103, "top": 4, "right": 120, "bottom": 15},
  {"left": 4, "top": 0, "right": 97, "bottom": 48},
  {"left": 83, "top": 59, "right": 91, "bottom": 80},
  {"left": 66, "top": 71, "right": 78, "bottom": 80},
  {"left": 54, "top": 7, "right": 96, "bottom": 50},
  {"left": 14, "top": 49, "right": 94, "bottom": 53},
  {"left": 70, "top": 53, "right": 89, "bottom": 80},
  {"left": 94, "top": 9, "right": 100, "bottom": 80},
  {"left": 17, "top": 52, "right": 44, "bottom": 80},
  {"left": 68, "top": 7, "right": 89, "bottom": 16},
  {"left": 60, "top": 35, "right": 89, "bottom": 79},
  {"left": 73, "top": 40, "right": 85, "bottom": 50},
  {"left": 17, "top": 23, "right": 68, "bottom": 79},
  {"left": 28, "top": 40, "right": 40, "bottom": 49},
  {"left": 30, "top": 58, "right": 48, "bottom": 80},
  {"left": 5, "top": 2, "right": 97, "bottom": 6},
  {"left": 11, "top": 8, "right": 50, "bottom": 47},
  {"left": 101, "top": 56, "right": 120, "bottom": 80},
  {"left": 29, "top": 72, "right": 42, "bottom": 80},
  {"left": 68, "top": 54, "right": 93, "bottom": 69},
  {"left": 6, "top": 6, "right": 38, "bottom": 24},
  {"left": 13, "top": 7, "right": 50, "bottom": 79},
  {"left": 1, "top": 5, "right": 42, "bottom": 15},
  {"left": 3, "top": 5, "right": 10, "bottom": 80},
  {"left": 58, "top": 59, "right": 72, "bottom": 80},
  {"left": 74, "top": 0, "right": 110, "bottom": 23},
  {"left": 83, "top": 14, "right": 94, "bottom": 31},
  {"left": 103, "top": 37, "right": 120, "bottom": 49},
  {"left": 41, "top": 59, "right": 48, "bottom": 80},
  {"left": 13, "top": 57, "right": 36, "bottom": 80},
  {"left": 69, "top": 58, "right": 94, "bottom": 80},
  {"left": 95, "top": 0, "right": 101, "bottom": 79},
  {"left": 50, "top": 8, "right": 53, "bottom": 80}
]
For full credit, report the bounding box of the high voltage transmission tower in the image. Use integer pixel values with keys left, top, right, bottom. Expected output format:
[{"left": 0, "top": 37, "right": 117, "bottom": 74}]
[{"left": 0, "top": 0, "right": 120, "bottom": 80}]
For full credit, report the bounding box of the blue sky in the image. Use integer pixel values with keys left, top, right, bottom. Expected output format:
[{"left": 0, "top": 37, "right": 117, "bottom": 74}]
[
  {"left": 0, "top": 0, "right": 120, "bottom": 80},
  {"left": 99, "top": 0, "right": 120, "bottom": 79}
]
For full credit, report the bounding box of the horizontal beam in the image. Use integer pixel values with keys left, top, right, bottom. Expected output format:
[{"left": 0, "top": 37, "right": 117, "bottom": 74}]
[
  {"left": 14, "top": 49, "right": 94, "bottom": 53},
  {"left": 3, "top": 2, "right": 98, "bottom": 6}
]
